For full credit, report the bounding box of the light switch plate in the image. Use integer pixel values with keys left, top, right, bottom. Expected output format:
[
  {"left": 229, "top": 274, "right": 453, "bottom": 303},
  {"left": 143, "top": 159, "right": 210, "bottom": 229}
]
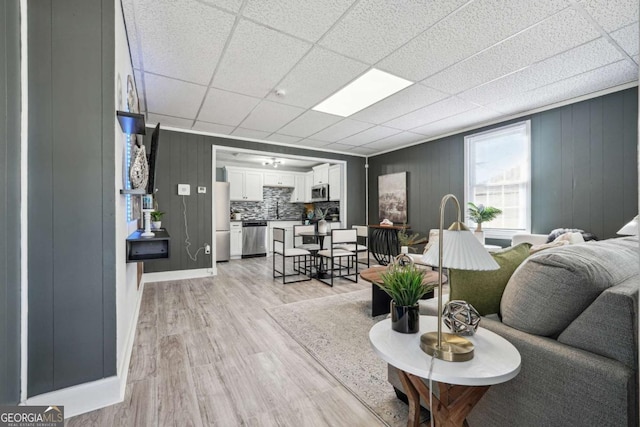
[
  {"left": 178, "top": 184, "right": 191, "bottom": 195},
  {"left": 198, "top": 186, "right": 206, "bottom": 194}
]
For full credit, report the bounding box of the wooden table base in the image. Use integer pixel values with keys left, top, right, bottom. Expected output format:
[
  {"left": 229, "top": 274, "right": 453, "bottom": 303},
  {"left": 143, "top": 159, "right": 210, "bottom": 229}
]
[{"left": 398, "top": 370, "right": 489, "bottom": 427}]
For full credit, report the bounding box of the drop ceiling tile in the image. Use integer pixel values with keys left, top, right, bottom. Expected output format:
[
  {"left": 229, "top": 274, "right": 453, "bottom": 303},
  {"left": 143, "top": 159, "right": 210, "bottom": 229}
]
[
  {"left": 265, "top": 134, "right": 303, "bottom": 144},
  {"left": 297, "top": 139, "right": 333, "bottom": 148},
  {"left": 193, "top": 121, "right": 235, "bottom": 134},
  {"left": 310, "top": 119, "right": 374, "bottom": 142},
  {"left": 634, "top": 55, "right": 639, "bottom": 64},
  {"left": 239, "top": 100, "right": 305, "bottom": 133},
  {"left": 350, "top": 84, "right": 448, "bottom": 124},
  {"left": 277, "top": 110, "right": 342, "bottom": 137},
  {"left": 610, "top": 23, "right": 639, "bottom": 57},
  {"left": 198, "top": 88, "right": 261, "bottom": 126},
  {"left": 323, "top": 143, "right": 359, "bottom": 153},
  {"left": 199, "top": 0, "right": 243, "bottom": 13},
  {"left": 487, "top": 60, "right": 639, "bottom": 114},
  {"left": 364, "top": 131, "right": 425, "bottom": 150},
  {"left": 265, "top": 47, "right": 368, "bottom": 108},
  {"left": 146, "top": 113, "right": 194, "bottom": 129},
  {"left": 231, "top": 128, "right": 271, "bottom": 139},
  {"left": 337, "top": 126, "right": 401, "bottom": 146},
  {"left": 383, "top": 97, "right": 477, "bottom": 130},
  {"left": 144, "top": 73, "right": 207, "bottom": 118},
  {"left": 132, "top": 0, "right": 234, "bottom": 84},
  {"left": 320, "top": 0, "right": 469, "bottom": 64},
  {"left": 423, "top": 8, "right": 601, "bottom": 95},
  {"left": 459, "top": 38, "right": 624, "bottom": 106},
  {"left": 378, "top": 0, "right": 570, "bottom": 81},
  {"left": 582, "top": 0, "right": 639, "bottom": 32},
  {"left": 410, "top": 108, "right": 501, "bottom": 137},
  {"left": 242, "top": 0, "right": 356, "bottom": 42},
  {"left": 213, "top": 20, "right": 311, "bottom": 97}
]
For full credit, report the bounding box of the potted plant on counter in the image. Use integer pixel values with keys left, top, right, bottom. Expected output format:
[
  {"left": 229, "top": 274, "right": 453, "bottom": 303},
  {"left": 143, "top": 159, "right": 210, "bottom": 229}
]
[
  {"left": 150, "top": 210, "right": 164, "bottom": 230},
  {"left": 467, "top": 202, "right": 502, "bottom": 244},
  {"left": 377, "top": 262, "right": 433, "bottom": 333},
  {"left": 316, "top": 208, "right": 329, "bottom": 234}
]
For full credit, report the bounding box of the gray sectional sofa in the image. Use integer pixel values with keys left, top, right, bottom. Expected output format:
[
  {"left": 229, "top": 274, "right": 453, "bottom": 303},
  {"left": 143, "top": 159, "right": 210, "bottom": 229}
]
[{"left": 388, "top": 236, "right": 639, "bottom": 427}]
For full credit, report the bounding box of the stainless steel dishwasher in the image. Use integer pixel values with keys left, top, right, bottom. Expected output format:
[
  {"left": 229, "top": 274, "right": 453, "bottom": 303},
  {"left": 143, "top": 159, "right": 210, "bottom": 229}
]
[{"left": 241, "top": 221, "right": 268, "bottom": 258}]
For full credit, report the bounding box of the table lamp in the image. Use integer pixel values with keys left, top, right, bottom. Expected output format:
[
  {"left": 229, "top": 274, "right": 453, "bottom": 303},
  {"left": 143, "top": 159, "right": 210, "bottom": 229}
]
[
  {"left": 617, "top": 215, "right": 638, "bottom": 236},
  {"left": 421, "top": 194, "right": 499, "bottom": 362}
]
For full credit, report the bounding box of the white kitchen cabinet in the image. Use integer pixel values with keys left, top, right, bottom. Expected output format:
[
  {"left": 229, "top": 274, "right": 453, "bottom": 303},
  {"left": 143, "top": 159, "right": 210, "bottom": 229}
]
[
  {"left": 230, "top": 223, "right": 243, "bottom": 258},
  {"left": 244, "top": 171, "right": 264, "bottom": 201},
  {"left": 226, "top": 167, "right": 264, "bottom": 201},
  {"left": 329, "top": 164, "right": 342, "bottom": 201},
  {"left": 226, "top": 169, "right": 245, "bottom": 201},
  {"left": 263, "top": 172, "right": 295, "bottom": 187},
  {"left": 290, "top": 174, "right": 306, "bottom": 203},
  {"left": 304, "top": 171, "right": 314, "bottom": 202},
  {"left": 312, "top": 164, "right": 330, "bottom": 185}
]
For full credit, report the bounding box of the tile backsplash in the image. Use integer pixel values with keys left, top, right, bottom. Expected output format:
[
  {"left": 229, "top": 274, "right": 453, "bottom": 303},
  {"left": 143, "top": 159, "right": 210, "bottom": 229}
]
[{"left": 231, "top": 187, "right": 339, "bottom": 220}]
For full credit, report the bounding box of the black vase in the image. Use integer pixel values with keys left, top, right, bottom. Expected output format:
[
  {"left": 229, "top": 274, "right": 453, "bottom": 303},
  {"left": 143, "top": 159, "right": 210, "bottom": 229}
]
[{"left": 391, "top": 301, "right": 420, "bottom": 333}]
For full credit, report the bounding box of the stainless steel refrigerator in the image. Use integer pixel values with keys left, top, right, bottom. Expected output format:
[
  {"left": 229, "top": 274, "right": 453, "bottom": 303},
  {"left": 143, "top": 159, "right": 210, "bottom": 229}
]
[{"left": 215, "top": 182, "right": 230, "bottom": 262}]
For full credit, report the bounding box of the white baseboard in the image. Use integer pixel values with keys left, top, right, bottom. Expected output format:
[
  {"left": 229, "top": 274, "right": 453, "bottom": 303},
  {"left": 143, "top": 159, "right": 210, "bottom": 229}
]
[
  {"left": 24, "top": 376, "right": 122, "bottom": 419},
  {"left": 142, "top": 267, "right": 216, "bottom": 283},
  {"left": 117, "top": 282, "right": 144, "bottom": 396}
]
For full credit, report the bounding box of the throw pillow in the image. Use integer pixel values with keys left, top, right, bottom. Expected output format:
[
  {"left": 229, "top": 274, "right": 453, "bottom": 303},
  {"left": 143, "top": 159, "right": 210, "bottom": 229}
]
[
  {"left": 448, "top": 243, "right": 531, "bottom": 316},
  {"left": 546, "top": 228, "right": 598, "bottom": 243},
  {"left": 530, "top": 240, "right": 568, "bottom": 254},
  {"left": 554, "top": 231, "right": 585, "bottom": 244},
  {"left": 422, "top": 229, "right": 440, "bottom": 254}
]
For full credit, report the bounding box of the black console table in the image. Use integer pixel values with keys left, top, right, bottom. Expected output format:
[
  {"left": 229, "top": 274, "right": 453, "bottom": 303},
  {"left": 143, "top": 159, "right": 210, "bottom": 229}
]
[{"left": 368, "top": 224, "right": 410, "bottom": 266}]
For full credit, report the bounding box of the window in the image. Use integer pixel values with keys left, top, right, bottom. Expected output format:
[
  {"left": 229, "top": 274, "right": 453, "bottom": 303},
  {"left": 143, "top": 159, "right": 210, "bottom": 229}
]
[{"left": 464, "top": 121, "right": 531, "bottom": 239}]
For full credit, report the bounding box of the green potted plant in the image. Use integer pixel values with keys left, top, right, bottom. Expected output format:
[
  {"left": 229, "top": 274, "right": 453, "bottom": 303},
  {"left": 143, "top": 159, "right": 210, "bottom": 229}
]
[
  {"left": 150, "top": 210, "right": 164, "bottom": 230},
  {"left": 397, "top": 225, "right": 427, "bottom": 254},
  {"left": 377, "top": 263, "right": 434, "bottom": 333},
  {"left": 467, "top": 202, "right": 502, "bottom": 243}
]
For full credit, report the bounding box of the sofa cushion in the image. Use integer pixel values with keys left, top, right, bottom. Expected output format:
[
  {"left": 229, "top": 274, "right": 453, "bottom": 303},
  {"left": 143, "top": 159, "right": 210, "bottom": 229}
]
[
  {"left": 501, "top": 237, "right": 639, "bottom": 337},
  {"left": 448, "top": 243, "right": 531, "bottom": 316},
  {"left": 557, "top": 277, "right": 638, "bottom": 369}
]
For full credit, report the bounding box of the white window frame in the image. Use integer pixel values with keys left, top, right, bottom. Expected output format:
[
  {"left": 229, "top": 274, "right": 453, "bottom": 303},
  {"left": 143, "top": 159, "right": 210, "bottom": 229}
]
[{"left": 464, "top": 121, "right": 531, "bottom": 240}]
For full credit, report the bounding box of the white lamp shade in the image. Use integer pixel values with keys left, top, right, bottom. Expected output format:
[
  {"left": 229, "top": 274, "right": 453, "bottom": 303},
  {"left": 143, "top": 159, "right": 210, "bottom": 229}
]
[
  {"left": 617, "top": 216, "right": 638, "bottom": 236},
  {"left": 422, "top": 229, "right": 499, "bottom": 271}
]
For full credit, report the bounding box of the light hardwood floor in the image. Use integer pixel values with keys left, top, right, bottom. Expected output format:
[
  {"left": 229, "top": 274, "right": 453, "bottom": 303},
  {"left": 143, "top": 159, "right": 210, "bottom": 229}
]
[{"left": 66, "top": 257, "right": 389, "bottom": 426}]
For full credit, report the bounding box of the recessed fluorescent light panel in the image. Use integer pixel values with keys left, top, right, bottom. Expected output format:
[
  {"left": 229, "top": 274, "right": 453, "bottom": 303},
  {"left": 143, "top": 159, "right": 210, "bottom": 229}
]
[{"left": 312, "top": 68, "right": 413, "bottom": 117}]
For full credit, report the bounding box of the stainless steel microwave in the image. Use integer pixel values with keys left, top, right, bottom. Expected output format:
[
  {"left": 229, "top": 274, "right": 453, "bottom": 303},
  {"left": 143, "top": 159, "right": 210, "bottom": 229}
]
[{"left": 311, "top": 184, "right": 329, "bottom": 202}]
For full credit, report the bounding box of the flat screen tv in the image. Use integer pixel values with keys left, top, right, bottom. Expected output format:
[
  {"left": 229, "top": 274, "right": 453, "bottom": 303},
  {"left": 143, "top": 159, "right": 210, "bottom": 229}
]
[{"left": 146, "top": 123, "right": 160, "bottom": 195}]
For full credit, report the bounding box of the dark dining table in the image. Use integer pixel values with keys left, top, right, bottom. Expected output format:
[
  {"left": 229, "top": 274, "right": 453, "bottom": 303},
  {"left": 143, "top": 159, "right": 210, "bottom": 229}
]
[{"left": 299, "top": 230, "right": 331, "bottom": 279}]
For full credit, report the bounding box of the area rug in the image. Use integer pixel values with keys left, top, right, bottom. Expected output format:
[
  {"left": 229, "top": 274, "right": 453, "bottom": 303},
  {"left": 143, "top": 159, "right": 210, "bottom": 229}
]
[{"left": 266, "top": 289, "right": 427, "bottom": 427}]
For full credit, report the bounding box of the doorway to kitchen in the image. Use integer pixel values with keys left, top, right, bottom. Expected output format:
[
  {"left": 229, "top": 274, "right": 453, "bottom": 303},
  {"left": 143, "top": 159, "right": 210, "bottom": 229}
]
[{"left": 210, "top": 145, "right": 347, "bottom": 268}]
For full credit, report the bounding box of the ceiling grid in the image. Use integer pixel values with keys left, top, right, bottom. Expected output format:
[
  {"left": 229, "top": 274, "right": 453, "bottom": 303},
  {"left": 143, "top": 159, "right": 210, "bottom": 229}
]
[{"left": 121, "top": 0, "right": 638, "bottom": 156}]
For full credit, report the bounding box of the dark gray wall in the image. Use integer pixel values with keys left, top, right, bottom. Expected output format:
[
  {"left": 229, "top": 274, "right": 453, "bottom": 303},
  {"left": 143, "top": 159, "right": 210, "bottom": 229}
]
[
  {"left": 0, "top": 0, "right": 21, "bottom": 405},
  {"left": 369, "top": 87, "right": 638, "bottom": 245},
  {"left": 28, "top": 0, "right": 116, "bottom": 396},
  {"left": 144, "top": 129, "right": 367, "bottom": 272}
]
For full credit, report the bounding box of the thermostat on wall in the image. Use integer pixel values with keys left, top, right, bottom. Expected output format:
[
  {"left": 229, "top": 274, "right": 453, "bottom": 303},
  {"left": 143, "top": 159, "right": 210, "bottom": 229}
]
[{"left": 178, "top": 184, "right": 191, "bottom": 196}]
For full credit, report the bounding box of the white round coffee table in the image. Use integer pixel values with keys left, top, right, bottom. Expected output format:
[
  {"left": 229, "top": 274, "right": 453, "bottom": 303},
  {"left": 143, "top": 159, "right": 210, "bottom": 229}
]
[{"left": 369, "top": 316, "right": 520, "bottom": 427}]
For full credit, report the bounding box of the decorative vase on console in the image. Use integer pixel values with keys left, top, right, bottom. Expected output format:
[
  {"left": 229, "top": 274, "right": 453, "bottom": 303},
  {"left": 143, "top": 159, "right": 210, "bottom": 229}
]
[
  {"left": 467, "top": 202, "right": 502, "bottom": 246},
  {"left": 316, "top": 208, "right": 329, "bottom": 234}
]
